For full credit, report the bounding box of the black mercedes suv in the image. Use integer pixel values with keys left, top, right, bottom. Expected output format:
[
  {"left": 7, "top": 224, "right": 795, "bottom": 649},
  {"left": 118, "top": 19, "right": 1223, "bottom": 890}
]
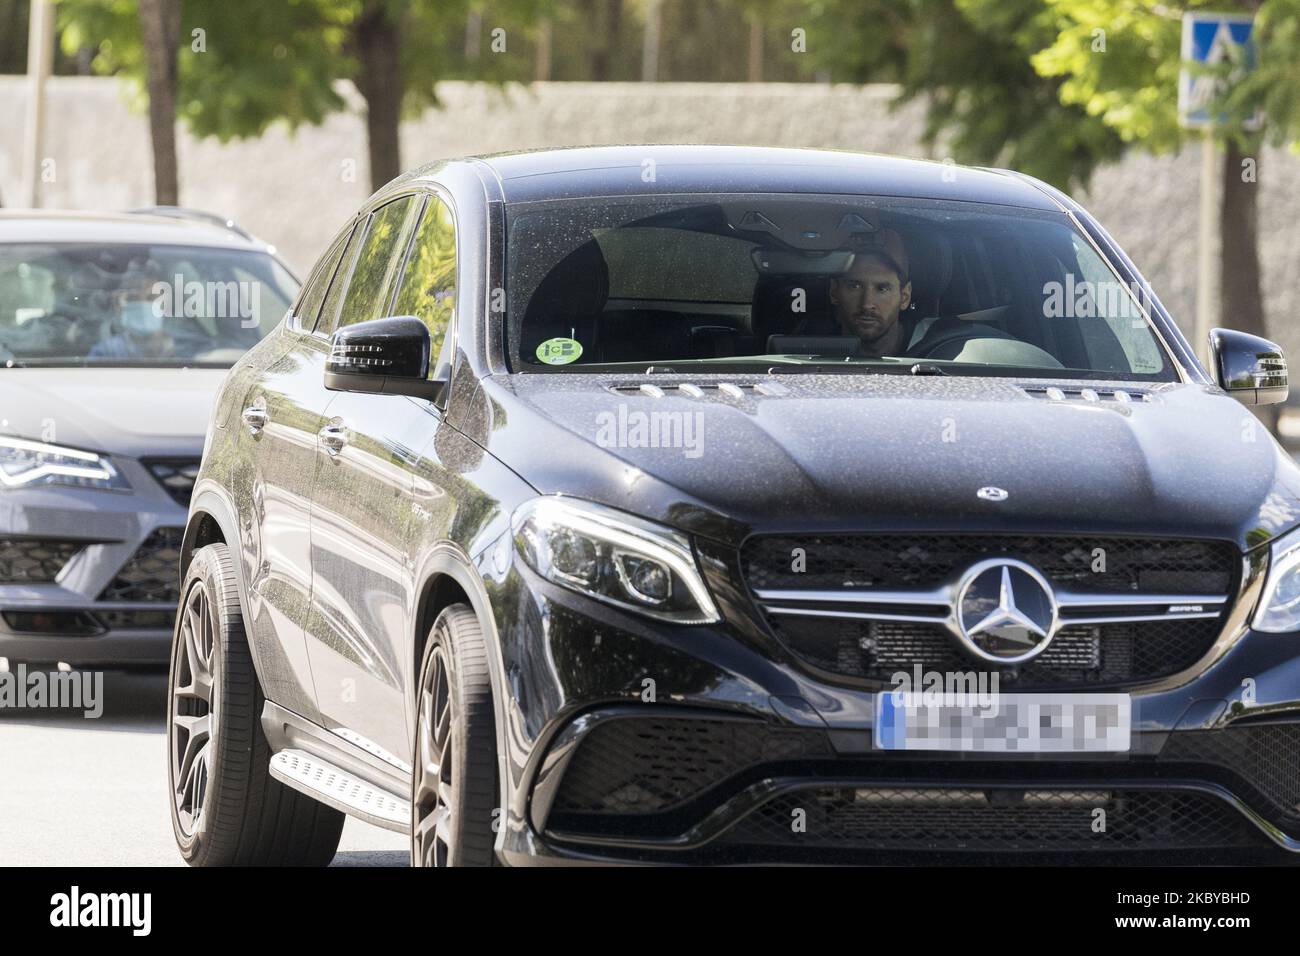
[{"left": 167, "top": 145, "right": 1300, "bottom": 866}]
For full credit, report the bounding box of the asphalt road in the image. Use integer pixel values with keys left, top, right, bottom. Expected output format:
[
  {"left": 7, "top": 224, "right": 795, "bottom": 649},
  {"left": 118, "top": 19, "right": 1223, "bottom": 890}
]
[{"left": 0, "top": 669, "right": 410, "bottom": 867}]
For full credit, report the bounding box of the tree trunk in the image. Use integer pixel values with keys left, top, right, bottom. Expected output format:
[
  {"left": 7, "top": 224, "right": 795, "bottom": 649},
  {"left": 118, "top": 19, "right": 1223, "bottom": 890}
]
[
  {"left": 1219, "top": 137, "right": 1265, "bottom": 339},
  {"left": 535, "top": 17, "right": 552, "bottom": 82},
  {"left": 1219, "top": 135, "right": 1278, "bottom": 432},
  {"left": 588, "top": 0, "right": 623, "bottom": 81},
  {"left": 353, "top": 0, "right": 403, "bottom": 192},
  {"left": 642, "top": 0, "right": 661, "bottom": 82},
  {"left": 748, "top": 19, "right": 763, "bottom": 83},
  {"left": 138, "top": 0, "right": 181, "bottom": 205}
]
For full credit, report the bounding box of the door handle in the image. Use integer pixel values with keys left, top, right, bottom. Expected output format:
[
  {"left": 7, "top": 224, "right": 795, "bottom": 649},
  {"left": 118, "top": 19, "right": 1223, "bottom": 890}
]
[
  {"left": 241, "top": 403, "right": 268, "bottom": 434},
  {"left": 319, "top": 420, "right": 350, "bottom": 456}
]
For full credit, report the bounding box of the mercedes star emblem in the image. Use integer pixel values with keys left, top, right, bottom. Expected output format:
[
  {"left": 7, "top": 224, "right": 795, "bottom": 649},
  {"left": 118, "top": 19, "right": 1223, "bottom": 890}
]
[{"left": 952, "top": 558, "right": 1059, "bottom": 664}]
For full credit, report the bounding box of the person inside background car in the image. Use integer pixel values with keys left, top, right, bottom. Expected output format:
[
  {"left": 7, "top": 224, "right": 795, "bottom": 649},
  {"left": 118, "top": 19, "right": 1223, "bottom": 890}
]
[{"left": 89, "top": 264, "right": 175, "bottom": 360}]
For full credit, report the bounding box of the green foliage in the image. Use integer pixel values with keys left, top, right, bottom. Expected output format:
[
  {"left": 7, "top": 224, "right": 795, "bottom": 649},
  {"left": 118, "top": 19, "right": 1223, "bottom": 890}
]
[
  {"left": 60, "top": 0, "right": 347, "bottom": 139},
  {"left": 1235, "top": 0, "right": 1300, "bottom": 149},
  {"left": 51, "top": 0, "right": 1300, "bottom": 170},
  {"left": 792, "top": 0, "right": 1127, "bottom": 190},
  {"left": 1028, "top": 0, "right": 1300, "bottom": 153},
  {"left": 56, "top": 0, "right": 495, "bottom": 142}
]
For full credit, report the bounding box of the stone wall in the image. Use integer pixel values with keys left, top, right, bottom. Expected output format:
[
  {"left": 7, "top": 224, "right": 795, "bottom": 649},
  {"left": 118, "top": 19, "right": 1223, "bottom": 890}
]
[{"left": 2, "top": 76, "right": 1297, "bottom": 352}]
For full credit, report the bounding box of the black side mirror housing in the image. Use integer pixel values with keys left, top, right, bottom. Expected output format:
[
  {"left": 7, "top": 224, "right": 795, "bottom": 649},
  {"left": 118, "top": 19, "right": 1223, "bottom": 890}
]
[
  {"left": 324, "top": 315, "right": 445, "bottom": 402},
  {"left": 1208, "top": 328, "right": 1288, "bottom": 406}
]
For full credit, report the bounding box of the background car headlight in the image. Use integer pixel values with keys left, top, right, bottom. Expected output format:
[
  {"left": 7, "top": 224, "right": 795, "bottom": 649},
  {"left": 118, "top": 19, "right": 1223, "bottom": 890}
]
[
  {"left": 512, "top": 496, "right": 721, "bottom": 624},
  {"left": 1253, "top": 524, "right": 1300, "bottom": 632},
  {"left": 0, "top": 435, "right": 129, "bottom": 491}
]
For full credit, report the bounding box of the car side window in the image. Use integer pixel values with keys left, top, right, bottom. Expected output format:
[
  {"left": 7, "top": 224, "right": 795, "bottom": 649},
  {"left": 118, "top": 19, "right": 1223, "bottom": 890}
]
[
  {"left": 336, "top": 196, "right": 418, "bottom": 332},
  {"left": 391, "top": 194, "right": 456, "bottom": 378},
  {"left": 316, "top": 220, "right": 368, "bottom": 335},
  {"left": 295, "top": 224, "right": 354, "bottom": 332}
]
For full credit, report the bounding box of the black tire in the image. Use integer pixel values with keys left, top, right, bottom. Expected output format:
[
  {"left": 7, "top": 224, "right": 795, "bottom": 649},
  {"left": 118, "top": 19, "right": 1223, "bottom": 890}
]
[
  {"left": 411, "top": 603, "right": 500, "bottom": 866},
  {"left": 166, "top": 543, "right": 345, "bottom": 866}
]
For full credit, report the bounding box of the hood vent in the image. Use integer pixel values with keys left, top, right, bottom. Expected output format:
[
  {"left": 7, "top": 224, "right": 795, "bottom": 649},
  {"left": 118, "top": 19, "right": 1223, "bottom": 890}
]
[
  {"left": 607, "top": 381, "right": 789, "bottom": 400},
  {"left": 1019, "top": 385, "right": 1154, "bottom": 405}
]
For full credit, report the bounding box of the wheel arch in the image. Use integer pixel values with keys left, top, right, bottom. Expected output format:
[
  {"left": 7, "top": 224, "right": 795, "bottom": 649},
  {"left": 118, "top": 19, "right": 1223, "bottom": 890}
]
[
  {"left": 409, "top": 542, "right": 510, "bottom": 843},
  {"left": 180, "top": 486, "right": 266, "bottom": 686}
]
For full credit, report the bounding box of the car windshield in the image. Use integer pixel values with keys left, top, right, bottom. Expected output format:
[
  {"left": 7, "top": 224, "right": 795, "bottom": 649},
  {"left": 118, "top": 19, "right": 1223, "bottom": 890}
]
[
  {"left": 505, "top": 194, "right": 1177, "bottom": 382},
  {"left": 0, "top": 243, "right": 297, "bottom": 367}
]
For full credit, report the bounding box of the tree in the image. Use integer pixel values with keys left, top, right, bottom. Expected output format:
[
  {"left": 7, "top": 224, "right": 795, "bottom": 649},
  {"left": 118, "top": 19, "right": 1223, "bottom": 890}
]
[
  {"left": 58, "top": 0, "right": 539, "bottom": 193},
  {"left": 790, "top": 0, "right": 1128, "bottom": 190},
  {"left": 1028, "top": 0, "right": 1300, "bottom": 433},
  {"left": 138, "top": 0, "right": 181, "bottom": 204}
]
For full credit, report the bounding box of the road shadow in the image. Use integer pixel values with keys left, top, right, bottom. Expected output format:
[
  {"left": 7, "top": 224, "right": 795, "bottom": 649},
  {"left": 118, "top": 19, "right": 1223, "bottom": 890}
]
[{"left": 0, "top": 668, "right": 167, "bottom": 733}]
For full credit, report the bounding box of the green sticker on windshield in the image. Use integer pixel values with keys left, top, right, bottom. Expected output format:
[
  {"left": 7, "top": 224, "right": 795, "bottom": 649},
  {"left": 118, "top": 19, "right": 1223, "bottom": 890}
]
[{"left": 536, "top": 337, "right": 583, "bottom": 365}]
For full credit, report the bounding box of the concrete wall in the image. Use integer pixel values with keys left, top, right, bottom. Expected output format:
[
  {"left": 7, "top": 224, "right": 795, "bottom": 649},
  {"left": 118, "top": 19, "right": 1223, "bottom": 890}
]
[{"left": 2, "top": 76, "right": 1298, "bottom": 353}]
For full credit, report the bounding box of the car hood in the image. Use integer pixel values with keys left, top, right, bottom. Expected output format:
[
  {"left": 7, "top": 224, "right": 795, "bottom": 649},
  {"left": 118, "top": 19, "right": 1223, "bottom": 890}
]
[
  {"left": 478, "top": 373, "right": 1300, "bottom": 551},
  {"left": 0, "top": 367, "right": 229, "bottom": 459}
]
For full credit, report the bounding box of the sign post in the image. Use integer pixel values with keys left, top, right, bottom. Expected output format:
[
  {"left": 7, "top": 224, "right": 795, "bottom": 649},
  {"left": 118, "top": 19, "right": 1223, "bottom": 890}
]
[
  {"left": 21, "top": 0, "right": 55, "bottom": 209},
  {"left": 1179, "top": 12, "right": 1259, "bottom": 366}
]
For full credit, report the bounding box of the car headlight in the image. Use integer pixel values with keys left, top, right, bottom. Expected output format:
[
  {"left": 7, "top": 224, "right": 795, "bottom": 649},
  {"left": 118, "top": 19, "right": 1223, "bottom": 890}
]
[
  {"left": 0, "top": 435, "right": 129, "bottom": 491},
  {"left": 1253, "top": 524, "right": 1300, "bottom": 632},
  {"left": 512, "top": 496, "right": 721, "bottom": 624}
]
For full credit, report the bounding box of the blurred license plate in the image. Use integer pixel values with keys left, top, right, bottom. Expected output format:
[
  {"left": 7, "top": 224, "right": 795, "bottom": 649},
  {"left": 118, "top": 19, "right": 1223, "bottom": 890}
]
[{"left": 874, "top": 692, "right": 1130, "bottom": 753}]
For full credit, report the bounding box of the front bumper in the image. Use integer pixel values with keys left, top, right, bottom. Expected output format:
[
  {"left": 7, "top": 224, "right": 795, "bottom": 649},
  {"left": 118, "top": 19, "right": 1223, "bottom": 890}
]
[
  {"left": 0, "top": 456, "right": 191, "bottom": 667},
  {"left": 480, "top": 541, "right": 1300, "bottom": 865}
]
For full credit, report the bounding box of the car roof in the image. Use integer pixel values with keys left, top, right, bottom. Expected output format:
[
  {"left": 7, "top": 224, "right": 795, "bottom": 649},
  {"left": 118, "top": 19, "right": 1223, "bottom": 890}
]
[
  {"left": 0, "top": 209, "right": 274, "bottom": 252},
  {"left": 455, "top": 145, "right": 1060, "bottom": 209}
]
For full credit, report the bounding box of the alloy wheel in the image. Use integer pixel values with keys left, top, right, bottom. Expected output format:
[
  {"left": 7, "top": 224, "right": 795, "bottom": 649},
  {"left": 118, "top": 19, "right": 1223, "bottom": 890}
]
[
  {"left": 413, "top": 644, "right": 454, "bottom": 866},
  {"left": 170, "top": 579, "right": 216, "bottom": 837}
]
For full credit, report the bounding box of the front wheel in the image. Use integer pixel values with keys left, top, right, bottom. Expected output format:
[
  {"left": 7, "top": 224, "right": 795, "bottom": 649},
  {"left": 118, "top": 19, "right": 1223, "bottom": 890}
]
[
  {"left": 166, "top": 543, "right": 345, "bottom": 866},
  {"left": 411, "top": 604, "right": 500, "bottom": 867}
]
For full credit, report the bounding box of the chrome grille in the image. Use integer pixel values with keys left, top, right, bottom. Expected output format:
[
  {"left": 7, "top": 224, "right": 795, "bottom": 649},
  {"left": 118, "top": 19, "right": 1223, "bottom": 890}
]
[
  {"left": 744, "top": 534, "right": 1238, "bottom": 688},
  {"left": 742, "top": 534, "right": 1237, "bottom": 594}
]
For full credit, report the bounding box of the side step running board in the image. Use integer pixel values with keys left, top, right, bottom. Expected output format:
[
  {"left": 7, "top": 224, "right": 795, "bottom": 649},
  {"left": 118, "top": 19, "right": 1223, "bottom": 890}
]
[{"left": 269, "top": 749, "right": 410, "bottom": 833}]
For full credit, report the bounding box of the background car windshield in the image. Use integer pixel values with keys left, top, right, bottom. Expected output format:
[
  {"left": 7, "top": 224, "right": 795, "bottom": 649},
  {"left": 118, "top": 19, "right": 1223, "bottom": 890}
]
[
  {"left": 506, "top": 194, "right": 1175, "bottom": 381},
  {"left": 0, "top": 243, "right": 297, "bottom": 367}
]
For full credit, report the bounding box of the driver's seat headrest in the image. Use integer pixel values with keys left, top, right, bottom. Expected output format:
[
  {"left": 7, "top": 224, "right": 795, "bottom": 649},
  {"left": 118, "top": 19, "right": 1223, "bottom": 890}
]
[{"left": 901, "top": 229, "right": 953, "bottom": 317}]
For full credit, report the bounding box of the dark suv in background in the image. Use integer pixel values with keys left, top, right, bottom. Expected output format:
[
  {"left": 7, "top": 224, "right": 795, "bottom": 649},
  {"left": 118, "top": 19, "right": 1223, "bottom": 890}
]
[{"left": 168, "top": 146, "right": 1300, "bottom": 866}]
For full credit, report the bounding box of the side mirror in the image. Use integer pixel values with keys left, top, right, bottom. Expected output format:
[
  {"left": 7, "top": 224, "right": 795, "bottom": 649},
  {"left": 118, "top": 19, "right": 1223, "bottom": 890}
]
[
  {"left": 324, "top": 315, "right": 445, "bottom": 402},
  {"left": 1209, "top": 328, "right": 1288, "bottom": 406}
]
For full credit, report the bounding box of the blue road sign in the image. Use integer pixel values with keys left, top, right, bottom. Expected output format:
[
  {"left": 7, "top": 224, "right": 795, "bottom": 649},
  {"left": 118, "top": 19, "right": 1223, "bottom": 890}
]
[{"left": 1179, "top": 12, "right": 1260, "bottom": 129}]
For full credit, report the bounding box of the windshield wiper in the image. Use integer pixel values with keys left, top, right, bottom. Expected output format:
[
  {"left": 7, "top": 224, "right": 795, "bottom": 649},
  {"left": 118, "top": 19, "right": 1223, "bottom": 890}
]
[
  {"left": 765, "top": 361, "right": 904, "bottom": 375},
  {"left": 910, "top": 363, "right": 948, "bottom": 376}
]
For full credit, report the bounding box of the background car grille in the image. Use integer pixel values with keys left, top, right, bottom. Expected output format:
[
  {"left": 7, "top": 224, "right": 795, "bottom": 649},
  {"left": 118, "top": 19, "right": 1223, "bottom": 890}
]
[
  {"left": 143, "top": 459, "right": 201, "bottom": 507},
  {"left": 721, "top": 787, "right": 1266, "bottom": 851},
  {"left": 742, "top": 534, "right": 1237, "bottom": 594},
  {"left": 767, "top": 616, "right": 1222, "bottom": 687},
  {"left": 0, "top": 538, "right": 81, "bottom": 583},
  {"left": 95, "top": 609, "right": 176, "bottom": 630},
  {"left": 98, "top": 528, "right": 184, "bottom": 603},
  {"left": 742, "top": 534, "right": 1239, "bottom": 688},
  {"left": 550, "top": 716, "right": 832, "bottom": 816}
]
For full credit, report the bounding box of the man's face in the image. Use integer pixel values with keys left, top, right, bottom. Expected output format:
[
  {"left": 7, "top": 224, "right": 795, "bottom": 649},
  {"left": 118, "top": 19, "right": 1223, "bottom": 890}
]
[{"left": 830, "top": 254, "right": 912, "bottom": 352}]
